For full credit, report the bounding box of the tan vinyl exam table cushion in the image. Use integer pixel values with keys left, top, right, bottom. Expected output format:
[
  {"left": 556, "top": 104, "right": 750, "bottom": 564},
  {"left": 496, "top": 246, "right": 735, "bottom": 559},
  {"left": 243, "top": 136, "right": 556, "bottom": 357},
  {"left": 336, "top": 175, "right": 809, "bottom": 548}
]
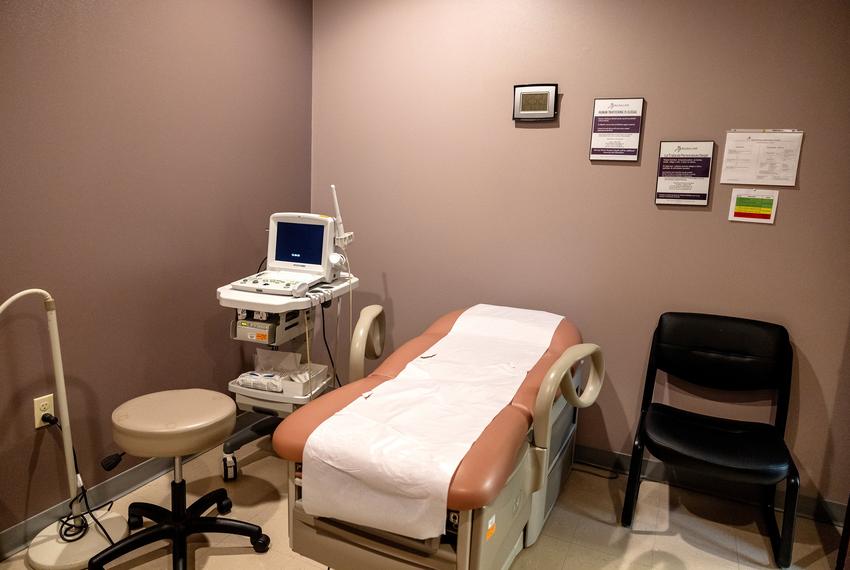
[
  {"left": 273, "top": 309, "right": 581, "bottom": 511},
  {"left": 112, "top": 388, "right": 236, "bottom": 458}
]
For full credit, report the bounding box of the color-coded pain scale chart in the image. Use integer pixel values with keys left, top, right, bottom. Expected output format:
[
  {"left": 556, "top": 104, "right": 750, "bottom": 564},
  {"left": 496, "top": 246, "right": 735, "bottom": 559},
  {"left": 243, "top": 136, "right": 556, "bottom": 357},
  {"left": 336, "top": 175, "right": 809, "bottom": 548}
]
[
  {"left": 728, "top": 188, "right": 779, "bottom": 224},
  {"left": 733, "top": 197, "right": 773, "bottom": 219}
]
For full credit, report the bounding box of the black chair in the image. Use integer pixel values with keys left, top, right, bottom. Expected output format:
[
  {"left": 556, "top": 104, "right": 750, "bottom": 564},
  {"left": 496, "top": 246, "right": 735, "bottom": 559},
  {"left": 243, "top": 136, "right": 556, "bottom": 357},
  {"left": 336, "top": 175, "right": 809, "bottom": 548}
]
[{"left": 621, "top": 312, "right": 799, "bottom": 568}]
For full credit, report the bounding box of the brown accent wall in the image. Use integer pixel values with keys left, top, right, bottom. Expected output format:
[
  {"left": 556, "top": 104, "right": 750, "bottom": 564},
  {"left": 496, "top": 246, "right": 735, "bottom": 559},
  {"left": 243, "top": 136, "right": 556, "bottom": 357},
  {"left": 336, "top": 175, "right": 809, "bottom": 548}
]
[
  {"left": 0, "top": 0, "right": 312, "bottom": 530},
  {"left": 310, "top": 0, "right": 850, "bottom": 502}
]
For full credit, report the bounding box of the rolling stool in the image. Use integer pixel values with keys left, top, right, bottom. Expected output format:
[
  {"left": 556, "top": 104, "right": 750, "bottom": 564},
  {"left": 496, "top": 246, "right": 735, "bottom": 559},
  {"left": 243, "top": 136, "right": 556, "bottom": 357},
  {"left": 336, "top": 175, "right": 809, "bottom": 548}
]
[{"left": 89, "top": 389, "right": 270, "bottom": 569}]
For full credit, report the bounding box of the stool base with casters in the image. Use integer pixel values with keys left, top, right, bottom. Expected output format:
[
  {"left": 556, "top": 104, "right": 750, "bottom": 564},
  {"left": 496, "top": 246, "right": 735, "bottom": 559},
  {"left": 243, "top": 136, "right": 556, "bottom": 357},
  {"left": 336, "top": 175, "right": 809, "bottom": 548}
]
[{"left": 89, "top": 458, "right": 270, "bottom": 570}]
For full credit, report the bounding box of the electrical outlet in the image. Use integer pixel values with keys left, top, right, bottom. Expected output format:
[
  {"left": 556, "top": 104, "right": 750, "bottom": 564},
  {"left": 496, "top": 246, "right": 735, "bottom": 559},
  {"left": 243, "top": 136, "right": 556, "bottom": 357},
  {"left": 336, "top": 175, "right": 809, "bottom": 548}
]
[{"left": 33, "top": 394, "right": 54, "bottom": 429}]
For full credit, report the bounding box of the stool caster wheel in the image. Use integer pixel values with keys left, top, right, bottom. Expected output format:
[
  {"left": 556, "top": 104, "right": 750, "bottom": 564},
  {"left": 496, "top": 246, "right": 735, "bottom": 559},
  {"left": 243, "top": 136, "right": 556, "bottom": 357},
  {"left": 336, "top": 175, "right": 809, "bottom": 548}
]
[
  {"left": 251, "top": 533, "right": 271, "bottom": 553},
  {"left": 217, "top": 497, "right": 232, "bottom": 515},
  {"left": 222, "top": 454, "right": 238, "bottom": 481},
  {"left": 127, "top": 514, "right": 143, "bottom": 530}
]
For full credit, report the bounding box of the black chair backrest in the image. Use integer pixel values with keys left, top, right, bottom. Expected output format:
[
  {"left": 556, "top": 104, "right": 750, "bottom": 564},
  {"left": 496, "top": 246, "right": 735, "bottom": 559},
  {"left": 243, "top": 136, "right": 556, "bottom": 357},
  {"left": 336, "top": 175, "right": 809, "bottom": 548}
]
[
  {"left": 644, "top": 312, "right": 793, "bottom": 432},
  {"left": 655, "top": 312, "right": 791, "bottom": 391}
]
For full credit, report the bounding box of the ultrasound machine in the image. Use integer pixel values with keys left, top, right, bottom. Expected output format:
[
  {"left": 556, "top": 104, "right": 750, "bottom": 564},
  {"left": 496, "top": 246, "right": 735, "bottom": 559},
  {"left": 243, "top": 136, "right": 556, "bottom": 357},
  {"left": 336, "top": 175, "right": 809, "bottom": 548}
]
[{"left": 231, "top": 212, "right": 340, "bottom": 297}]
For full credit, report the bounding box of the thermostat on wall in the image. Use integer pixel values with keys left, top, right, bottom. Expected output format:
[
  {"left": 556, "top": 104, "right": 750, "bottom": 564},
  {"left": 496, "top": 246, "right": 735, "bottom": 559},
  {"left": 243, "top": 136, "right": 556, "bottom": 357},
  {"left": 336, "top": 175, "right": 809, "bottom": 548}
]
[{"left": 513, "top": 84, "right": 558, "bottom": 121}]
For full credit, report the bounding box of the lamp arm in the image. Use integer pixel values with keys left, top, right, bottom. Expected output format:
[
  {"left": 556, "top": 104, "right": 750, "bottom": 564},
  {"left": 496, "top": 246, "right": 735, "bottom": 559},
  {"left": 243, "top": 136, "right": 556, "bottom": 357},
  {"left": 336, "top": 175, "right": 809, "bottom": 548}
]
[{"left": 1, "top": 289, "right": 82, "bottom": 519}]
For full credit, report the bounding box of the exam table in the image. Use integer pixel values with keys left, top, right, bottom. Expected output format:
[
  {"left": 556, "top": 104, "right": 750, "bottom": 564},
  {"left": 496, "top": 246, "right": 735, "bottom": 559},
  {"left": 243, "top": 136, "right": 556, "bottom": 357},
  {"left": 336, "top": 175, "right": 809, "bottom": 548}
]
[{"left": 272, "top": 305, "right": 604, "bottom": 570}]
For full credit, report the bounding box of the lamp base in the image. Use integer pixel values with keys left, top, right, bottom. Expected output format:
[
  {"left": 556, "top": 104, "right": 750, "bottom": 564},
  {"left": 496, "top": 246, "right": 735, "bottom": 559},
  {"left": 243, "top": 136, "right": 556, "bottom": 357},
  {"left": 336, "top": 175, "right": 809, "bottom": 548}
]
[{"left": 26, "top": 511, "right": 128, "bottom": 570}]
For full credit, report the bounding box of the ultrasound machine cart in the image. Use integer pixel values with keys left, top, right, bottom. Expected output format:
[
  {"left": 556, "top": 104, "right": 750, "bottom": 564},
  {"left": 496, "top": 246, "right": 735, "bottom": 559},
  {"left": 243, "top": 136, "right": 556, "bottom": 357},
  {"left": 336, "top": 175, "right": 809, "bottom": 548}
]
[{"left": 216, "top": 276, "right": 358, "bottom": 480}]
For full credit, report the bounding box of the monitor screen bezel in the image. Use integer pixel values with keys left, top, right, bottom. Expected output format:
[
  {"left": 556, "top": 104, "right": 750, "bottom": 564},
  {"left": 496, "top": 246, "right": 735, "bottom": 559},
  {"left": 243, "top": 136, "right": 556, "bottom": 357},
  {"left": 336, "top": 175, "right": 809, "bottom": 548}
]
[{"left": 266, "top": 213, "right": 333, "bottom": 276}]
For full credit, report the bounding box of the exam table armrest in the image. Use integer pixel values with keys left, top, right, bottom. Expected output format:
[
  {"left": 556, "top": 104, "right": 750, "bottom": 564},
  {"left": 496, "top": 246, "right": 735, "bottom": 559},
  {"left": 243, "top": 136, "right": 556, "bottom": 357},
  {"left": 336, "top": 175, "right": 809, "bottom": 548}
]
[
  {"left": 532, "top": 343, "right": 605, "bottom": 449},
  {"left": 349, "top": 304, "right": 386, "bottom": 382}
]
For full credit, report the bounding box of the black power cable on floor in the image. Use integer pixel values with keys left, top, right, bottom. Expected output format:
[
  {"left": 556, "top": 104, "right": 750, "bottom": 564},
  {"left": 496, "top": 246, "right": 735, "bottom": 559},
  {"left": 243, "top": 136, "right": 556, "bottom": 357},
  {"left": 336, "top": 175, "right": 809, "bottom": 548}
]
[
  {"left": 320, "top": 303, "right": 341, "bottom": 387},
  {"left": 41, "top": 414, "right": 117, "bottom": 546}
]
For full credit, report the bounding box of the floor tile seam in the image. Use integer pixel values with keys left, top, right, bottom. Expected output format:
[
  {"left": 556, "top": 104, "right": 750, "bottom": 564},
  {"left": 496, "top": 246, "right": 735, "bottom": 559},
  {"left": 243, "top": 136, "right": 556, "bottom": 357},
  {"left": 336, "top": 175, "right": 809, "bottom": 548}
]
[
  {"left": 556, "top": 544, "right": 655, "bottom": 570},
  {"left": 540, "top": 530, "right": 574, "bottom": 549},
  {"left": 564, "top": 531, "right": 657, "bottom": 559},
  {"left": 565, "top": 511, "right": 582, "bottom": 542},
  {"left": 730, "top": 522, "right": 772, "bottom": 568},
  {"left": 649, "top": 545, "right": 740, "bottom": 570},
  {"left": 651, "top": 529, "right": 740, "bottom": 561},
  {"left": 733, "top": 530, "right": 745, "bottom": 569}
]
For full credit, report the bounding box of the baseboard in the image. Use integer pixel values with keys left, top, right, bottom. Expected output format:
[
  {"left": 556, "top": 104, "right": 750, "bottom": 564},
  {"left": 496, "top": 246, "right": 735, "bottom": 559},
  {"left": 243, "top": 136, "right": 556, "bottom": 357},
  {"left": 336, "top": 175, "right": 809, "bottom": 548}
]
[
  {"left": 575, "top": 444, "right": 847, "bottom": 526},
  {"left": 0, "top": 455, "right": 175, "bottom": 561},
  {"left": 0, "top": 411, "right": 258, "bottom": 561}
]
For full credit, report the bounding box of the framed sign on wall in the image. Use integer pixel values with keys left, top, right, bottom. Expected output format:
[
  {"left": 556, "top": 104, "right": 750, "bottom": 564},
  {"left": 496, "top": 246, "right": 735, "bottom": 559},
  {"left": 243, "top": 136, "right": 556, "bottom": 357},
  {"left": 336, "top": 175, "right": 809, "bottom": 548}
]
[
  {"left": 655, "top": 141, "right": 715, "bottom": 206},
  {"left": 589, "top": 97, "right": 645, "bottom": 161}
]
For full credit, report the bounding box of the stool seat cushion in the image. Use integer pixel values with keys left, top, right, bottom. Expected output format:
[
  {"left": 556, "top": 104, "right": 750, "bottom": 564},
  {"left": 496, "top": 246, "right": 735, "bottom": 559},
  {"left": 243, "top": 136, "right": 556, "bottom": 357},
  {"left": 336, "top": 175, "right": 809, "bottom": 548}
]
[{"left": 112, "top": 389, "right": 236, "bottom": 458}]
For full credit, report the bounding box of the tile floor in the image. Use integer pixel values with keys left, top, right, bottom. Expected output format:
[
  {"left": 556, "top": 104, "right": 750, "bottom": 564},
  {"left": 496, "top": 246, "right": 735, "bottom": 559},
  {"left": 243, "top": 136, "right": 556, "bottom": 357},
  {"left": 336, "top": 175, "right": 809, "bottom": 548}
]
[{"left": 1, "top": 441, "right": 841, "bottom": 569}]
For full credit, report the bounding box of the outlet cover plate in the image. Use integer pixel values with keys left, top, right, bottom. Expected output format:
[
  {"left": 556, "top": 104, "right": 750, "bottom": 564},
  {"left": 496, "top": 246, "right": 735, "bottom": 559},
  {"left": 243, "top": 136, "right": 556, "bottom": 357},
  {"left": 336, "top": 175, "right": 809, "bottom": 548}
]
[{"left": 33, "top": 394, "right": 54, "bottom": 429}]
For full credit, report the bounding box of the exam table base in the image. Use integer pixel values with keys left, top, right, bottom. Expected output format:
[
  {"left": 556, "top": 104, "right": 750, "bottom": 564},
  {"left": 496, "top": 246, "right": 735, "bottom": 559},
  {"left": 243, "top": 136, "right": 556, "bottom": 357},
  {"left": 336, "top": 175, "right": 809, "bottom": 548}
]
[
  {"left": 289, "top": 441, "right": 550, "bottom": 570},
  {"left": 287, "top": 396, "right": 578, "bottom": 570}
]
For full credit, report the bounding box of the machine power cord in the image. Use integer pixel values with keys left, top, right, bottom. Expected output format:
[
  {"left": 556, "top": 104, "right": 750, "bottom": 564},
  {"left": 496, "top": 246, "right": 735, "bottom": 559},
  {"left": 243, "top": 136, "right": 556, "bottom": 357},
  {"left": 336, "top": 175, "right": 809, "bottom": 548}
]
[
  {"left": 256, "top": 256, "right": 267, "bottom": 275},
  {"left": 320, "top": 304, "right": 342, "bottom": 387},
  {"left": 42, "top": 415, "right": 117, "bottom": 546}
]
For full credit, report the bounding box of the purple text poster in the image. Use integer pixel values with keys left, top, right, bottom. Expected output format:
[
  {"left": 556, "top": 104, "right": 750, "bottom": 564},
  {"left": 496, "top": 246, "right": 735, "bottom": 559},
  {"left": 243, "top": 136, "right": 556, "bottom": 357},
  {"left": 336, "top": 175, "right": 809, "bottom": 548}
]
[
  {"left": 655, "top": 141, "right": 715, "bottom": 205},
  {"left": 589, "top": 98, "right": 644, "bottom": 161}
]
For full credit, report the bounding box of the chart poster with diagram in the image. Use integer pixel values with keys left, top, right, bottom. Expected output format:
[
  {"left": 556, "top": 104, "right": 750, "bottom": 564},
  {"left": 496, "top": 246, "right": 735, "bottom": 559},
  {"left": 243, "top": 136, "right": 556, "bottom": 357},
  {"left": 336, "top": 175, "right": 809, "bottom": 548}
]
[
  {"left": 728, "top": 188, "right": 779, "bottom": 224},
  {"left": 589, "top": 98, "right": 645, "bottom": 161},
  {"left": 720, "top": 130, "right": 803, "bottom": 186},
  {"left": 655, "top": 141, "right": 715, "bottom": 206}
]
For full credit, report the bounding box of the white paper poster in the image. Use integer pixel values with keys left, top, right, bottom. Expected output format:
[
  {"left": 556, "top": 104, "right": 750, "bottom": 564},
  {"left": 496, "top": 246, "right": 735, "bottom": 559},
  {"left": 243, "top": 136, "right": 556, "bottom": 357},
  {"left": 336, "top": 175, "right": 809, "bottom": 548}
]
[
  {"left": 720, "top": 130, "right": 803, "bottom": 186},
  {"left": 728, "top": 188, "right": 779, "bottom": 224},
  {"left": 655, "top": 141, "right": 715, "bottom": 205},
  {"left": 589, "top": 98, "right": 644, "bottom": 161}
]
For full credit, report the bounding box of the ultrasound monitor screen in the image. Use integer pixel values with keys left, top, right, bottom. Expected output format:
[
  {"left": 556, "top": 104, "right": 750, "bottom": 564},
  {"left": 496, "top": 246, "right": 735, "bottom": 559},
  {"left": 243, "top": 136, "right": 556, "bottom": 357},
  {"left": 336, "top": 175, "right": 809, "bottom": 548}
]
[{"left": 275, "top": 222, "right": 324, "bottom": 266}]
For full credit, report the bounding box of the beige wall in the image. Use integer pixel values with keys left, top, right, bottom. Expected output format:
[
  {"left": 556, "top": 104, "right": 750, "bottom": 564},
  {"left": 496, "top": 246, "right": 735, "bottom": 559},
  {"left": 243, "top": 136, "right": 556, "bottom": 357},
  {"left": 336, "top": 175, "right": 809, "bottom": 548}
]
[
  {"left": 0, "top": 0, "right": 312, "bottom": 530},
  {"left": 310, "top": 0, "right": 850, "bottom": 502}
]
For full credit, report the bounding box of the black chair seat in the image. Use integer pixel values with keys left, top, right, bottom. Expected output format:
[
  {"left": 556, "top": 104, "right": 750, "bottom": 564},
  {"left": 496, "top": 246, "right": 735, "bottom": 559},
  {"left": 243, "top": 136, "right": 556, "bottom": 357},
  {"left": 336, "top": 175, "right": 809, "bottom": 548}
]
[{"left": 644, "top": 403, "right": 791, "bottom": 485}]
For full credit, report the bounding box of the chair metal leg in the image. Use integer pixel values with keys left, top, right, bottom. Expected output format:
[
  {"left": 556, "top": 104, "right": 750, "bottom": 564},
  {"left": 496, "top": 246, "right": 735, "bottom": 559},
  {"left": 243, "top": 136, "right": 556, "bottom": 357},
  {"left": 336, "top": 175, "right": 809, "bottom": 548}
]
[
  {"left": 188, "top": 516, "right": 264, "bottom": 541},
  {"left": 88, "top": 523, "right": 175, "bottom": 569},
  {"left": 187, "top": 488, "right": 229, "bottom": 519},
  {"left": 763, "top": 484, "right": 776, "bottom": 512},
  {"left": 187, "top": 516, "right": 270, "bottom": 552},
  {"left": 172, "top": 527, "right": 187, "bottom": 570},
  {"left": 777, "top": 467, "right": 800, "bottom": 568},
  {"left": 837, "top": 493, "right": 850, "bottom": 570},
  {"left": 129, "top": 502, "right": 172, "bottom": 524},
  {"left": 763, "top": 483, "right": 782, "bottom": 559},
  {"left": 762, "top": 468, "right": 799, "bottom": 569},
  {"left": 621, "top": 435, "right": 644, "bottom": 527}
]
